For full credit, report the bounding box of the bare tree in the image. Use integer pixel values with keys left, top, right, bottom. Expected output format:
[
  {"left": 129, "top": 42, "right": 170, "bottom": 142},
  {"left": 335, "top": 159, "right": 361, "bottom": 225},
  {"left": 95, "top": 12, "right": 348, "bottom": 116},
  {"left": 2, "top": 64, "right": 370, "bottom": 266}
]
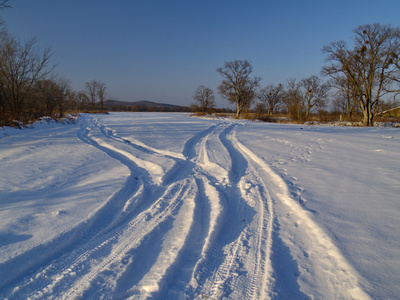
[
  {"left": 96, "top": 81, "right": 107, "bottom": 111},
  {"left": 331, "top": 94, "right": 347, "bottom": 116},
  {"left": 327, "top": 75, "right": 359, "bottom": 120},
  {"left": 282, "top": 76, "right": 328, "bottom": 121},
  {"left": 85, "top": 80, "right": 98, "bottom": 110},
  {"left": 299, "top": 75, "right": 329, "bottom": 119},
  {"left": 216, "top": 60, "right": 260, "bottom": 118},
  {"left": 283, "top": 78, "right": 303, "bottom": 120},
  {"left": 74, "top": 91, "right": 90, "bottom": 111},
  {"left": 322, "top": 23, "right": 400, "bottom": 126},
  {"left": 254, "top": 102, "right": 266, "bottom": 119},
  {"left": 84, "top": 80, "right": 108, "bottom": 111},
  {"left": 30, "top": 77, "right": 72, "bottom": 118},
  {"left": 257, "top": 83, "right": 284, "bottom": 115},
  {"left": 54, "top": 78, "right": 72, "bottom": 117},
  {"left": 192, "top": 85, "right": 215, "bottom": 113},
  {"left": 0, "top": 34, "right": 53, "bottom": 124},
  {"left": 33, "top": 79, "right": 58, "bottom": 116}
]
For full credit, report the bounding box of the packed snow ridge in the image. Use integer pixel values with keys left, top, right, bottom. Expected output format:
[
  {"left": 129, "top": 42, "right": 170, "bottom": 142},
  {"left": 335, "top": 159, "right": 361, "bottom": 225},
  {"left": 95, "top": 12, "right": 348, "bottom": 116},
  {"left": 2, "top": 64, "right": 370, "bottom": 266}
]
[{"left": 1, "top": 112, "right": 399, "bottom": 299}]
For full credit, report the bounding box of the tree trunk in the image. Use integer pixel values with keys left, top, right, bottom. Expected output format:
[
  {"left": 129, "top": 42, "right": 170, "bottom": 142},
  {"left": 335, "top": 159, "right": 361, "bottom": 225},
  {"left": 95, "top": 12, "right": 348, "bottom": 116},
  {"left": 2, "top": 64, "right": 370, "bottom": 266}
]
[
  {"left": 236, "top": 103, "right": 241, "bottom": 118},
  {"left": 362, "top": 99, "right": 374, "bottom": 126}
]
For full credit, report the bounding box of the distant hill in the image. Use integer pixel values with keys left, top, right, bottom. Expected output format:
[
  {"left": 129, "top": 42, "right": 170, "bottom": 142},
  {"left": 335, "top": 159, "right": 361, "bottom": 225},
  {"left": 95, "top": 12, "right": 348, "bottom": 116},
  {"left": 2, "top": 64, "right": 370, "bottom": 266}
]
[
  {"left": 104, "top": 100, "right": 190, "bottom": 112},
  {"left": 104, "top": 100, "right": 183, "bottom": 108}
]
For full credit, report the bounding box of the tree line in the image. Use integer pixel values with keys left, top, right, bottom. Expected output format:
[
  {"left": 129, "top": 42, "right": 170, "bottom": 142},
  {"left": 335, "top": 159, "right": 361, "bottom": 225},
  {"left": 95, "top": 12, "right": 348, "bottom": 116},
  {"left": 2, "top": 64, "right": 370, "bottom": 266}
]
[
  {"left": 193, "top": 23, "right": 400, "bottom": 126},
  {"left": 0, "top": 2, "right": 111, "bottom": 127}
]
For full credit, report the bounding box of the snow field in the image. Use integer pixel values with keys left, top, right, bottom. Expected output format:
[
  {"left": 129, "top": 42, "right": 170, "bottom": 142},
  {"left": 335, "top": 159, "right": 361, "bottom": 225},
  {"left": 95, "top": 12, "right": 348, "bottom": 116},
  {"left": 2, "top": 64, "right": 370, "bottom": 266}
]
[
  {"left": 232, "top": 132, "right": 369, "bottom": 299},
  {"left": 1, "top": 112, "right": 399, "bottom": 299}
]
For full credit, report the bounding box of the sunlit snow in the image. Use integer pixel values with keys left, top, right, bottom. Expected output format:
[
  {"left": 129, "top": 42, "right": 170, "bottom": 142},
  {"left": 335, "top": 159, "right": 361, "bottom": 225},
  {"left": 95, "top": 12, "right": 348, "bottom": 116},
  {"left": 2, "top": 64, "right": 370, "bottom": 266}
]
[{"left": 1, "top": 112, "right": 399, "bottom": 299}]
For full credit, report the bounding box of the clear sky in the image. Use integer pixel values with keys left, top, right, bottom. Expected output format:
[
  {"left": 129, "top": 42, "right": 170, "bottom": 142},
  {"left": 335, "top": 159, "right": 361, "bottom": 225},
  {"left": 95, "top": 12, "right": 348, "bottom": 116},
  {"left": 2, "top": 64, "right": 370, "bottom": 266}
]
[{"left": 2, "top": 0, "right": 400, "bottom": 108}]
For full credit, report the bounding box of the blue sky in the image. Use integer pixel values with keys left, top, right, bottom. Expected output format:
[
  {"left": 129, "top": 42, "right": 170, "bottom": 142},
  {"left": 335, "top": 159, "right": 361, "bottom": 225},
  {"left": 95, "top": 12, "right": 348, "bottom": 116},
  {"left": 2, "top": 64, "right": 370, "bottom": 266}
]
[{"left": 2, "top": 0, "right": 400, "bottom": 107}]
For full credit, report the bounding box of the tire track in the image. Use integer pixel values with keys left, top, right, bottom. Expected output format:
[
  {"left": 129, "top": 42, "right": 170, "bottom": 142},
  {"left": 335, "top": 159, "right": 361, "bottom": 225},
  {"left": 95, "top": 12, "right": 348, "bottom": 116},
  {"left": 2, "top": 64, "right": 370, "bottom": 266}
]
[
  {"left": 5, "top": 116, "right": 209, "bottom": 299},
  {"left": 82, "top": 117, "right": 229, "bottom": 299},
  {"left": 52, "top": 117, "right": 225, "bottom": 299},
  {"left": 228, "top": 128, "right": 275, "bottom": 299},
  {"left": 59, "top": 179, "right": 194, "bottom": 300},
  {"left": 190, "top": 123, "right": 274, "bottom": 299},
  {"left": 133, "top": 123, "right": 229, "bottom": 299},
  {"left": 94, "top": 118, "right": 185, "bottom": 161},
  {"left": 230, "top": 129, "right": 370, "bottom": 299},
  {"left": 0, "top": 118, "right": 144, "bottom": 298},
  {"left": 52, "top": 118, "right": 218, "bottom": 299},
  {"left": 189, "top": 123, "right": 249, "bottom": 299},
  {"left": 2, "top": 114, "right": 373, "bottom": 299}
]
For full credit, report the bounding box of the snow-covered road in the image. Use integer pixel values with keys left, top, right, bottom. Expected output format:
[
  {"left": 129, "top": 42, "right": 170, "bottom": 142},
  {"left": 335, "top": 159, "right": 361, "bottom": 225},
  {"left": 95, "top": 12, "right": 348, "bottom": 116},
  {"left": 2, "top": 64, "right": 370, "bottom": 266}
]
[{"left": 1, "top": 113, "right": 399, "bottom": 299}]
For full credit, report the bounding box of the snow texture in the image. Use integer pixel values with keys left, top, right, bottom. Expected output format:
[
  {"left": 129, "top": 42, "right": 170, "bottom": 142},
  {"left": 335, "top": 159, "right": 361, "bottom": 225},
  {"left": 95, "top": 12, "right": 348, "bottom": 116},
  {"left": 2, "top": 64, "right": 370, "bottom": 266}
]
[{"left": 1, "top": 112, "right": 399, "bottom": 299}]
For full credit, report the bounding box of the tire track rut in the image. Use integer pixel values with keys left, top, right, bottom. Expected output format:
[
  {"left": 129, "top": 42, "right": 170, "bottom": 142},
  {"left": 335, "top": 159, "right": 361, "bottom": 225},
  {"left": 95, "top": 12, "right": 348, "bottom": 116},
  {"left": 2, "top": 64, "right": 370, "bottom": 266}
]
[{"left": 2, "top": 115, "right": 370, "bottom": 299}]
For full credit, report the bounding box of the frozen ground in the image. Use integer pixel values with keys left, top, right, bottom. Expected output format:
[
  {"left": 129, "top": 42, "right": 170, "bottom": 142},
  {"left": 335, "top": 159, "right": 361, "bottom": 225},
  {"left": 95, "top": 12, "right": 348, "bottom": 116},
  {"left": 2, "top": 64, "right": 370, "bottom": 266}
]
[{"left": 0, "top": 112, "right": 399, "bottom": 299}]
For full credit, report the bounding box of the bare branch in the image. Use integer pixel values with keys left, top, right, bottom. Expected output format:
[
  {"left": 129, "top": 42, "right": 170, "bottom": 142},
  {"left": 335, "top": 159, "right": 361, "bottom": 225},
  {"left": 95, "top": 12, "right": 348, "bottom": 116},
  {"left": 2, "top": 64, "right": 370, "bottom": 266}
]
[{"left": 0, "top": 0, "right": 10, "bottom": 9}]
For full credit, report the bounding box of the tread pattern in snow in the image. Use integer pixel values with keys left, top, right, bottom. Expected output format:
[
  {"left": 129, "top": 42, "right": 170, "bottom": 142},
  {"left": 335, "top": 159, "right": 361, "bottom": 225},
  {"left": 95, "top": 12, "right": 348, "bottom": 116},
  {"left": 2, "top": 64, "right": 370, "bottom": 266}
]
[{"left": 0, "top": 115, "right": 370, "bottom": 300}]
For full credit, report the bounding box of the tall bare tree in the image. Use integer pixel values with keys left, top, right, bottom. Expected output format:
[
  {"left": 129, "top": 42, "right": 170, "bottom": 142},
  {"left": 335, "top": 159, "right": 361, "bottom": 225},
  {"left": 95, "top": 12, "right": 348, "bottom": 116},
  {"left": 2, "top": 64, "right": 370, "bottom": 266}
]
[
  {"left": 257, "top": 83, "right": 284, "bottom": 115},
  {"left": 322, "top": 23, "right": 400, "bottom": 126},
  {"left": 192, "top": 85, "right": 215, "bottom": 113},
  {"left": 216, "top": 60, "right": 260, "bottom": 118}
]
